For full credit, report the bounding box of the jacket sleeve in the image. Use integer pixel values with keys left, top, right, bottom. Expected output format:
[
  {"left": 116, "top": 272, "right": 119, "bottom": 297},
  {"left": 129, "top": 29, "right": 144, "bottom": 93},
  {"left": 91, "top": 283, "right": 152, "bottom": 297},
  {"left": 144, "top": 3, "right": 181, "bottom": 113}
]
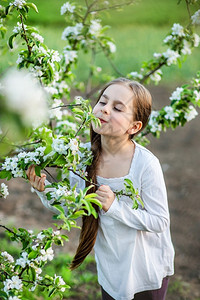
[
  {"left": 104, "top": 158, "right": 170, "bottom": 233},
  {"left": 35, "top": 171, "right": 85, "bottom": 215}
]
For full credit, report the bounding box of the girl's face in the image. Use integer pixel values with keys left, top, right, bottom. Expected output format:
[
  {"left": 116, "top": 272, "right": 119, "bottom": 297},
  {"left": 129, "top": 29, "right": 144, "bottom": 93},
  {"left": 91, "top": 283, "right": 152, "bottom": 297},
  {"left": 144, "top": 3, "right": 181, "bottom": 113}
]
[{"left": 92, "top": 83, "right": 142, "bottom": 137}]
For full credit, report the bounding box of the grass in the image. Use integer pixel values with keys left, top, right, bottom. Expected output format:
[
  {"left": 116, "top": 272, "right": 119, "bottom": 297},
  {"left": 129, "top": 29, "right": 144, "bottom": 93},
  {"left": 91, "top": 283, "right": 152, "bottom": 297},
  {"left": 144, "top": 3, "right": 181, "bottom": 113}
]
[
  {"left": 1, "top": 0, "right": 200, "bottom": 85},
  {"left": 23, "top": 0, "right": 199, "bottom": 28}
]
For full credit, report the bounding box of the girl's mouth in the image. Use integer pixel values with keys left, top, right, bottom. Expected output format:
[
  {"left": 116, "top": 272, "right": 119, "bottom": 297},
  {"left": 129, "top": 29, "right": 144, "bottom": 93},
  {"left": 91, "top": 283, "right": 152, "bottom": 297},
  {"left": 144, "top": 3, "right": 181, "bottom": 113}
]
[{"left": 99, "top": 118, "right": 108, "bottom": 124}]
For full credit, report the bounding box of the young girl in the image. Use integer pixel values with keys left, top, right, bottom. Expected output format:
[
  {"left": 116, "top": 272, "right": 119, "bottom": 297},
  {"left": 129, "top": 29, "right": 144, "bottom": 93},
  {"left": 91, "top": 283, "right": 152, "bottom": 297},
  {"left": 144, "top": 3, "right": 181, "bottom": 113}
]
[{"left": 26, "top": 78, "right": 174, "bottom": 300}]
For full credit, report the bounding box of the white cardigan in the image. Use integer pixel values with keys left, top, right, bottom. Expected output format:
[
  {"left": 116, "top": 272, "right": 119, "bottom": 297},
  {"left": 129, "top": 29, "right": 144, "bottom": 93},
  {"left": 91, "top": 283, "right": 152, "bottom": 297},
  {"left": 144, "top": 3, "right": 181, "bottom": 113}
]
[{"left": 36, "top": 142, "right": 174, "bottom": 300}]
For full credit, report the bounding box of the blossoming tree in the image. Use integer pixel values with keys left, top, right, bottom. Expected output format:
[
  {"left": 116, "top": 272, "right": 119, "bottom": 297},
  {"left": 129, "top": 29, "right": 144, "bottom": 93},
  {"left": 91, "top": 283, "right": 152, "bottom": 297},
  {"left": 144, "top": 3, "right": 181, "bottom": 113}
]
[{"left": 0, "top": 0, "right": 200, "bottom": 299}]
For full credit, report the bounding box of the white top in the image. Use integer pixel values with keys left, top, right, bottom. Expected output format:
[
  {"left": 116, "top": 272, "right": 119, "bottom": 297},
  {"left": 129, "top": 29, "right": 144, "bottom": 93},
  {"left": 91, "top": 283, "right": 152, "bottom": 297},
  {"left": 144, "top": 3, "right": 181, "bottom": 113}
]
[{"left": 35, "top": 142, "right": 174, "bottom": 300}]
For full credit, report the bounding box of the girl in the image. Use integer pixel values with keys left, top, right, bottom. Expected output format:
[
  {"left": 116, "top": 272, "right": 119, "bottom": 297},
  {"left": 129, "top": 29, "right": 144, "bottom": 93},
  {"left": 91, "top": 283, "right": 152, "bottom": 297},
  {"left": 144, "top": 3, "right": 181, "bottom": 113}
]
[{"left": 26, "top": 78, "right": 174, "bottom": 300}]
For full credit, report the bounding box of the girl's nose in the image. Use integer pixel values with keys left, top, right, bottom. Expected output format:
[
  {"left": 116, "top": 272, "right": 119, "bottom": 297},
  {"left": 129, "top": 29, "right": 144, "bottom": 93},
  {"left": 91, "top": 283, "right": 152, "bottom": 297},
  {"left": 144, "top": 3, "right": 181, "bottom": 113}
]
[{"left": 101, "top": 104, "right": 110, "bottom": 114}]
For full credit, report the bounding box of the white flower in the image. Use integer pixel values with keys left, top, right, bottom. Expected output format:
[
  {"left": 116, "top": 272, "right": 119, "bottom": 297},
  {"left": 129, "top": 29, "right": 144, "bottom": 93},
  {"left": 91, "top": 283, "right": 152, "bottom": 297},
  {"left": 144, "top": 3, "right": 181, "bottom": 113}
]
[
  {"left": 16, "top": 252, "right": 30, "bottom": 268},
  {"left": 89, "top": 19, "right": 102, "bottom": 36},
  {"left": 171, "top": 23, "right": 185, "bottom": 37},
  {"left": 2, "top": 157, "right": 12, "bottom": 171},
  {"left": 191, "top": 9, "right": 200, "bottom": 25},
  {"left": 54, "top": 275, "right": 66, "bottom": 292},
  {"left": 181, "top": 40, "right": 191, "bottom": 55},
  {"left": 13, "top": 22, "right": 26, "bottom": 33},
  {"left": 153, "top": 53, "right": 162, "bottom": 59},
  {"left": 30, "top": 65, "right": 43, "bottom": 78},
  {"left": 52, "top": 138, "right": 68, "bottom": 155},
  {"left": 164, "top": 106, "right": 179, "bottom": 121},
  {"left": 32, "top": 45, "right": 47, "bottom": 55},
  {"left": 2, "top": 69, "right": 48, "bottom": 127},
  {"left": 10, "top": 0, "right": 26, "bottom": 9},
  {"left": 50, "top": 185, "right": 71, "bottom": 199},
  {"left": 55, "top": 120, "right": 77, "bottom": 131},
  {"left": 163, "top": 35, "right": 173, "bottom": 44},
  {"left": 61, "top": 23, "right": 83, "bottom": 40},
  {"left": 4, "top": 275, "right": 23, "bottom": 292},
  {"left": 193, "top": 90, "right": 200, "bottom": 103},
  {"left": 12, "top": 168, "right": 24, "bottom": 178},
  {"left": 37, "top": 232, "right": 45, "bottom": 240},
  {"left": 1, "top": 251, "right": 14, "bottom": 262},
  {"left": 49, "top": 99, "right": 63, "bottom": 120},
  {"left": 63, "top": 49, "right": 77, "bottom": 64},
  {"left": 107, "top": 41, "right": 116, "bottom": 53},
  {"left": 8, "top": 296, "right": 20, "bottom": 300},
  {"left": 148, "top": 111, "right": 162, "bottom": 133},
  {"left": 44, "top": 86, "right": 59, "bottom": 95},
  {"left": 150, "top": 69, "right": 163, "bottom": 83},
  {"left": 40, "top": 247, "right": 54, "bottom": 261},
  {"left": 53, "top": 230, "right": 60, "bottom": 236},
  {"left": 169, "top": 87, "right": 183, "bottom": 101},
  {"left": 51, "top": 50, "right": 61, "bottom": 63},
  {"left": 31, "top": 32, "right": 44, "bottom": 43},
  {"left": 16, "top": 54, "right": 23, "bottom": 65},
  {"left": 68, "top": 138, "right": 79, "bottom": 154},
  {"left": 163, "top": 49, "right": 180, "bottom": 66},
  {"left": 193, "top": 33, "right": 200, "bottom": 47},
  {"left": 60, "top": 2, "right": 75, "bottom": 15},
  {"left": 1, "top": 183, "right": 9, "bottom": 199},
  {"left": 129, "top": 71, "right": 143, "bottom": 80},
  {"left": 184, "top": 105, "right": 198, "bottom": 121},
  {"left": 32, "top": 243, "right": 39, "bottom": 250}
]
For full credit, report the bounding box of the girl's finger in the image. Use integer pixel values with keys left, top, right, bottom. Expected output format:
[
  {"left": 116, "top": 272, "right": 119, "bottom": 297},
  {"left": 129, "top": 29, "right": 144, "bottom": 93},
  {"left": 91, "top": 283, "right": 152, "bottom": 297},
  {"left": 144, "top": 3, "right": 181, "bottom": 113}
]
[{"left": 38, "top": 176, "right": 46, "bottom": 192}]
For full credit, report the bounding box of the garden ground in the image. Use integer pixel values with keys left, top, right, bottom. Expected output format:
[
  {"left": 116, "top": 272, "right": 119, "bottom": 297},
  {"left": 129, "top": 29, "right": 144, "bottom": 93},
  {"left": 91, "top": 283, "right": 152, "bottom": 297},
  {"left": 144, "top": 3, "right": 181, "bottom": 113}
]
[{"left": 0, "top": 85, "right": 200, "bottom": 299}]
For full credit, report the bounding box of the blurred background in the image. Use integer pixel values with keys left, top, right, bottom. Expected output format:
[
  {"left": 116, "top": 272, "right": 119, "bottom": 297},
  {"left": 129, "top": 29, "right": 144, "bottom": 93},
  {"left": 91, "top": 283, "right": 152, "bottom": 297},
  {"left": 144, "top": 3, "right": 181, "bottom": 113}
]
[{"left": 0, "top": 0, "right": 200, "bottom": 299}]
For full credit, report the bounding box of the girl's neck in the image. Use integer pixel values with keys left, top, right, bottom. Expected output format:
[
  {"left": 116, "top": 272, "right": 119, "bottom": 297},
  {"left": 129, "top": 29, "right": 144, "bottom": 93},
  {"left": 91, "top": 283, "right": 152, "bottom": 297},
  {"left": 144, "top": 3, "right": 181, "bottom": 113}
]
[{"left": 101, "top": 135, "right": 134, "bottom": 157}]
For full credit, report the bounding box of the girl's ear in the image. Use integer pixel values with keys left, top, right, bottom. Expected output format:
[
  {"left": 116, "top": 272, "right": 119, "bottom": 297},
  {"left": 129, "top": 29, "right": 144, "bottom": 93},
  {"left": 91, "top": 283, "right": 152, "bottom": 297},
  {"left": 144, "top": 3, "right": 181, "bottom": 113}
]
[{"left": 127, "top": 121, "right": 143, "bottom": 135}]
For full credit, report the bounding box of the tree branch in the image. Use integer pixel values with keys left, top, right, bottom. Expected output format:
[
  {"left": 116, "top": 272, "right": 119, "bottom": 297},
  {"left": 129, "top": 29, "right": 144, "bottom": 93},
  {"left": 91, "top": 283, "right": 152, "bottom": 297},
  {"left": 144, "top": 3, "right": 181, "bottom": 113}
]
[
  {"left": 140, "top": 61, "right": 166, "bottom": 84},
  {"left": 90, "top": 1, "right": 135, "bottom": 13},
  {"left": 20, "top": 14, "right": 32, "bottom": 55}
]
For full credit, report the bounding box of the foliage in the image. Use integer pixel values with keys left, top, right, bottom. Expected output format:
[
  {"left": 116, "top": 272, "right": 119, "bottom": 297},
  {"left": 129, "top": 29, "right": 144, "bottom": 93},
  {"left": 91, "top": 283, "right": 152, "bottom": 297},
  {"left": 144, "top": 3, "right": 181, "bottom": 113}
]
[{"left": 0, "top": 0, "right": 200, "bottom": 298}]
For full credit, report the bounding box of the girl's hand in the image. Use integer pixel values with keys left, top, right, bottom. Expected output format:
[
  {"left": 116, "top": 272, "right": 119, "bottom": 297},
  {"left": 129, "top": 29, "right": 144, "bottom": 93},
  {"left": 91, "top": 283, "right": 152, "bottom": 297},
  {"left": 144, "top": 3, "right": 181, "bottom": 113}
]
[
  {"left": 96, "top": 185, "right": 115, "bottom": 212},
  {"left": 26, "top": 165, "right": 46, "bottom": 192}
]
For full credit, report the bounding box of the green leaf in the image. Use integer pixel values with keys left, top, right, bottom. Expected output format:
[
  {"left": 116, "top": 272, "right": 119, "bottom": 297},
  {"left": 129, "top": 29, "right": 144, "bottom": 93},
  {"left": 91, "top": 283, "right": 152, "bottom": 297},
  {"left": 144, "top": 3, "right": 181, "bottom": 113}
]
[
  {"left": 28, "top": 250, "right": 38, "bottom": 259},
  {"left": 0, "top": 170, "right": 11, "bottom": 179},
  {"left": 35, "top": 165, "right": 41, "bottom": 177},
  {"left": 0, "top": 291, "right": 8, "bottom": 299},
  {"left": 8, "top": 33, "right": 18, "bottom": 49},
  {"left": 31, "top": 267, "right": 36, "bottom": 281},
  {"left": 124, "top": 178, "right": 133, "bottom": 186},
  {"left": 48, "top": 287, "right": 56, "bottom": 297},
  {"left": 45, "top": 240, "right": 52, "bottom": 250},
  {"left": 81, "top": 199, "right": 92, "bottom": 215},
  {"left": 26, "top": 2, "right": 39, "bottom": 13},
  {"left": 53, "top": 204, "right": 65, "bottom": 215}
]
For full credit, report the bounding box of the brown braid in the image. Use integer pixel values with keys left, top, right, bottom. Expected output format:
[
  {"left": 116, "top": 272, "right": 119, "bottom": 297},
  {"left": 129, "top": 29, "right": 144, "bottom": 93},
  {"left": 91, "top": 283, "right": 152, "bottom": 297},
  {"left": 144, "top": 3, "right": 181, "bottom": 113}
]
[{"left": 70, "top": 78, "right": 152, "bottom": 270}]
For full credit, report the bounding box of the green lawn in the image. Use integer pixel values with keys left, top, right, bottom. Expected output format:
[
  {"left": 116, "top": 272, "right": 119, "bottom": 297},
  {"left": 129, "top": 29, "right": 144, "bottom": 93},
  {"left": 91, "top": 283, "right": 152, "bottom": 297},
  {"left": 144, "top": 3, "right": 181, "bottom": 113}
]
[{"left": 1, "top": 0, "right": 200, "bottom": 84}]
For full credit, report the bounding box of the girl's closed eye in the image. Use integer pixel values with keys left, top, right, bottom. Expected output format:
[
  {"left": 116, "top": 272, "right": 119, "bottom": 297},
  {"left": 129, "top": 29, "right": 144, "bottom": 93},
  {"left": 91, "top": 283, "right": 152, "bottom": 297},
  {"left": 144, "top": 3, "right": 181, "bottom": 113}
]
[
  {"left": 114, "top": 107, "right": 121, "bottom": 112},
  {"left": 99, "top": 101, "right": 106, "bottom": 105}
]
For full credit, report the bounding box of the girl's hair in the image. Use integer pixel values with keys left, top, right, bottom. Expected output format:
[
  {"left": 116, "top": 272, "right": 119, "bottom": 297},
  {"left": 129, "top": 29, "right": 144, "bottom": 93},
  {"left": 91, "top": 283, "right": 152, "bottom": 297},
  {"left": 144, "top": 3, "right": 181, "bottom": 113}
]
[{"left": 70, "top": 78, "right": 152, "bottom": 270}]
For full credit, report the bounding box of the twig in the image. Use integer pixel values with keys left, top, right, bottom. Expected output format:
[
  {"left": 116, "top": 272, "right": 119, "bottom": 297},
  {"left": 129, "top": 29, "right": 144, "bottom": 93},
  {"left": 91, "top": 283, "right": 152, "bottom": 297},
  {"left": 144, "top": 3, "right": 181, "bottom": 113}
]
[
  {"left": 44, "top": 168, "right": 58, "bottom": 183},
  {"left": 97, "top": 40, "right": 125, "bottom": 77},
  {"left": 83, "top": 0, "right": 98, "bottom": 24},
  {"left": 0, "top": 224, "right": 18, "bottom": 236},
  {"left": 86, "top": 47, "right": 96, "bottom": 94},
  {"left": 67, "top": 168, "right": 99, "bottom": 188},
  {"left": 90, "top": 1, "right": 135, "bottom": 13},
  {"left": 20, "top": 14, "right": 32, "bottom": 55},
  {"left": 75, "top": 119, "right": 87, "bottom": 137},
  {"left": 140, "top": 61, "right": 166, "bottom": 84},
  {"left": 50, "top": 104, "right": 82, "bottom": 110},
  {"left": 185, "top": 0, "right": 191, "bottom": 19}
]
